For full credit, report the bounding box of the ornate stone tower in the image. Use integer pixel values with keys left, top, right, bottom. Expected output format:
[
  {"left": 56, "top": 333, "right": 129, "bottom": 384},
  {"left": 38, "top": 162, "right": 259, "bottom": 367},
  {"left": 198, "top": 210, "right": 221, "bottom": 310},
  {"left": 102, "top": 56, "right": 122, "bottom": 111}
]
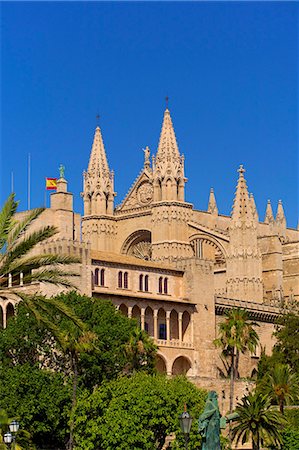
[
  {"left": 151, "top": 108, "right": 193, "bottom": 262},
  {"left": 226, "top": 166, "right": 263, "bottom": 302},
  {"left": 81, "top": 126, "right": 117, "bottom": 251}
]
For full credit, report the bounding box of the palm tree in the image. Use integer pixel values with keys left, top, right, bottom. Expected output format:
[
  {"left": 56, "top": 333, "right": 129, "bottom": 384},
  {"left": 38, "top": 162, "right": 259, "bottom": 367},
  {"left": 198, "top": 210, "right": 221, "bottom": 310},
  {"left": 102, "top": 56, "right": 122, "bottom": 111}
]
[
  {"left": 214, "top": 308, "right": 259, "bottom": 412},
  {"left": 0, "top": 193, "right": 79, "bottom": 291},
  {"left": 231, "top": 391, "right": 285, "bottom": 450},
  {"left": 258, "top": 364, "right": 299, "bottom": 414}
]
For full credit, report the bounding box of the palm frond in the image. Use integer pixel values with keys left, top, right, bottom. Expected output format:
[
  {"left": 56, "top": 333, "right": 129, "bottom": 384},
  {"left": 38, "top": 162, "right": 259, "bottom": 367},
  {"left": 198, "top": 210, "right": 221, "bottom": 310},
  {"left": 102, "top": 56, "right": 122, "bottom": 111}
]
[
  {"left": 23, "top": 269, "right": 79, "bottom": 287},
  {"left": 1, "top": 226, "right": 58, "bottom": 274},
  {"left": 7, "top": 254, "right": 80, "bottom": 274},
  {"left": 6, "top": 207, "right": 45, "bottom": 250},
  {"left": 0, "top": 193, "right": 18, "bottom": 251}
]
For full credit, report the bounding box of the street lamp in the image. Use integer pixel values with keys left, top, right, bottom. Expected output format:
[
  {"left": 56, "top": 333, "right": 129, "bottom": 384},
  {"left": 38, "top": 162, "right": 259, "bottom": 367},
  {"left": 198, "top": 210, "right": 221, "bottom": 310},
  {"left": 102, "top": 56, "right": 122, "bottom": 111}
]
[
  {"left": 179, "top": 405, "right": 193, "bottom": 450},
  {"left": 4, "top": 421, "right": 19, "bottom": 449}
]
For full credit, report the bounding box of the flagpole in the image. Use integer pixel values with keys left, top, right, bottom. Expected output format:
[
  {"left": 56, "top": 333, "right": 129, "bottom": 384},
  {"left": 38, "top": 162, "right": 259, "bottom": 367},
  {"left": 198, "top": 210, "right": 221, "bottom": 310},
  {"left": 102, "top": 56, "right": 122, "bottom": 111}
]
[
  {"left": 44, "top": 178, "right": 47, "bottom": 208},
  {"left": 28, "top": 153, "right": 31, "bottom": 210}
]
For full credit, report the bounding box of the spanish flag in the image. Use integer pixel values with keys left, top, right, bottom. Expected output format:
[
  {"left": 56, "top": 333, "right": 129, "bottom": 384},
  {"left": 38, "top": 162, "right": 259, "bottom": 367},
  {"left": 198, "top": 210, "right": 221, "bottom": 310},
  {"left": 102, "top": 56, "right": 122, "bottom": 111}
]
[{"left": 46, "top": 178, "right": 57, "bottom": 190}]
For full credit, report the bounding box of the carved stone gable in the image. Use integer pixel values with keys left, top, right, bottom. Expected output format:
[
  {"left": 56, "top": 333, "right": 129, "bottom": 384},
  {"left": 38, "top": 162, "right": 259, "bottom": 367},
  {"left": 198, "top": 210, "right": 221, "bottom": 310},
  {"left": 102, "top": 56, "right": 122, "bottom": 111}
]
[{"left": 116, "top": 171, "right": 153, "bottom": 212}]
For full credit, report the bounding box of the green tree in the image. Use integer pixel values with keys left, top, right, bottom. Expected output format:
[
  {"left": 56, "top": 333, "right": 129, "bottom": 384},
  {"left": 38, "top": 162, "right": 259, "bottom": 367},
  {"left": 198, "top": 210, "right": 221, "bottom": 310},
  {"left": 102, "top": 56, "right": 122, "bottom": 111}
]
[
  {"left": 214, "top": 308, "right": 259, "bottom": 412},
  {"left": 0, "top": 365, "right": 71, "bottom": 449},
  {"left": 257, "top": 364, "right": 299, "bottom": 414},
  {"left": 73, "top": 373, "right": 206, "bottom": 450},
  {"left": 0, "top": 193, "right": 79, "bottom": 290},
  {"left": 231, "top": 391, "right": 285, "bottom": 450},
  {"left": 274, "top": 312, "right": 299, "bottom": 373}
]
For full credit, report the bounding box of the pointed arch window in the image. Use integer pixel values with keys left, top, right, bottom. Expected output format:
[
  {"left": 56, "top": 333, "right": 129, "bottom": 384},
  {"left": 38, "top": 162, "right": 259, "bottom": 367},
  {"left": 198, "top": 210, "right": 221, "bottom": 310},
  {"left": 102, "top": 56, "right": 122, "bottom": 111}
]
[
  {"left": 94, "top": 268, "right": 99, "bottom": 286},
  {"left": 164, "top": 277, "right": 168, "bottom": 294},
  {"left": 118, "top": 271, "right": 123, "bottom": 288},
  {"left": 100, "top": 269, "right": 105, "bottom": 287},
  {"left": 158, "top": 277, "right": 163, "bottom": 294},
  {"left": 139, "top": 274, "right": 144, "bottom": 291},
  {"left": 144, "top": 275, "right": 149, "bottom": 292},
  {"left": 124, "top": 272, "right": 128, "bottom": 289}
]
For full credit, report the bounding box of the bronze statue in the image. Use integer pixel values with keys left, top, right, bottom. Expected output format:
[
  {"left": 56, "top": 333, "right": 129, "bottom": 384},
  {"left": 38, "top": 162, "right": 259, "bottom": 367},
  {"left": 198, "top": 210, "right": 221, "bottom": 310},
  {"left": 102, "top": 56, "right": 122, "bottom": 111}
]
[
  {"left": 198, "top": 391, "right": 223, "bottom": 450},
  {"left": 59, "top": 164, "right": 65, "bottom": 179}
]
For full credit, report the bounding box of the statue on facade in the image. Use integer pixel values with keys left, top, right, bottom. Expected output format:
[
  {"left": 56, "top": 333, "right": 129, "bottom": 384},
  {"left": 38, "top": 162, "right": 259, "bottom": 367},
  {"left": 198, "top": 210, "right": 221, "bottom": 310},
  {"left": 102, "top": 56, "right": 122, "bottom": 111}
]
[
  {"left": 59, "top": 164, "right": 65, "bottom": 179},
  {"left": 198, "top": 391, "right": 223, "bottom": 450}
]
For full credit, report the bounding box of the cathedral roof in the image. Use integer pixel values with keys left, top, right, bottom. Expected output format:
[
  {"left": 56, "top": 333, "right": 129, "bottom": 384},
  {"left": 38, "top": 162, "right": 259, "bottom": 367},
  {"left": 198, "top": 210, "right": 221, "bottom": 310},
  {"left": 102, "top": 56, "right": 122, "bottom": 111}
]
[{"left": 87, "top": 126, "right": 110, "bottom": 178}]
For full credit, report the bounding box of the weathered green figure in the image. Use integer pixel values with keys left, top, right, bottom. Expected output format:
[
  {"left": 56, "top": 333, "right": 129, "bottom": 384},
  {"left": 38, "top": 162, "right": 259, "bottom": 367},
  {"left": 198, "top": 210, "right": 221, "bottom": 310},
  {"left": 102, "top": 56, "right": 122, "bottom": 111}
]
[
  {"left": 198, "top": 391, "right": 224, "bottom": 450},
  {"left": 59, "top": 164, "right": 65, "bottom": 179}
]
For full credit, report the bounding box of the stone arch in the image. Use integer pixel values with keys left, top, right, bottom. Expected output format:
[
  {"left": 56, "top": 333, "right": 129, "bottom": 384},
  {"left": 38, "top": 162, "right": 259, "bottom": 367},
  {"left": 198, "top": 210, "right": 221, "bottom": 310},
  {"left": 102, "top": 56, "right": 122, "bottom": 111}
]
[
  {"left": 156, "top": 353, "right": 167, "bottom": 374},
  {"left": 132, "top": 305, "right": 141, "bottom": 326},
  {"left": 6, "top": 303, "right": 15, "bottom": 323},
  {"left": 121, "top": 230, "right": 152, "bottom": 261},
  {"left": 172, "top": 355, "right": 192, "bottom": 376},
  {"left": 144, "top": 306, "right": 154, "bottom": 336},
  {"left": 190, "top": 234, "right": 227, "bottom": 266},
  {"left": 119, "top": 303, "right": 128, "bottom": 317},
  {"left": 170, "top": 309, "right": 179, "bottom": 340},
  {"left": 182, "top": 311, "right": 191, "bottom": 342},
  {"left": 158, "top": 308, "right": 166, "bottom": 340}
]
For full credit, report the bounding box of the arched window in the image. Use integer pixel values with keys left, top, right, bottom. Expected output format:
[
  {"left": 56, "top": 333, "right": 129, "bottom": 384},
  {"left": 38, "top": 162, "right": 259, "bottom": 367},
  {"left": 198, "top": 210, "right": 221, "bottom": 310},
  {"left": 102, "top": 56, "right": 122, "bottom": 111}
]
[
  {"left": 144, "top": 275, "right": 149, "bottom": 292},
  {"left": 100, "top": 269, "right": 105, "bottom": 287},
  {"left": 164, "top": 277, "right": 168, "bottom": 294},
  {"left": 94, "top": 268, "right": 99, "bottom": 286},
  {"left": 139, "top": 274, "right": 144, "bottom": 291},
  {"left": 158, "top": 277, "right": 163, "bottom": 294},
  {"left": 124, "top": 272, "right": 128, "bottom": 289},
  {"left": 118, "top": 271, "right": 123, "bottom": 288}
]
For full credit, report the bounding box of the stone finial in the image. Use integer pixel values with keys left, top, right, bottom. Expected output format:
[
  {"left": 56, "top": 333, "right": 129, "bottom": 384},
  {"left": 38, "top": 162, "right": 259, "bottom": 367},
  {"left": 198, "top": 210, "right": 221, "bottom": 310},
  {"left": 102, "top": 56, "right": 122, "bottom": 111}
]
[
  {"left": 276, "top": 200, "right": 286, "bottom": 226},
  {"left": 264, "top": 200, "right": 274, "bottom": 224},
  {"left": 249, "top": 193, "right": 258, "bottom": 221},
  {"left": 143, "top": 146, "right": 151, "bottom": 169},
  {"left": 87, "top": 126, "right": 110, "bottom": 177},
  {"left": 208, "top": 188, "right": 218, "bottom": 215}
]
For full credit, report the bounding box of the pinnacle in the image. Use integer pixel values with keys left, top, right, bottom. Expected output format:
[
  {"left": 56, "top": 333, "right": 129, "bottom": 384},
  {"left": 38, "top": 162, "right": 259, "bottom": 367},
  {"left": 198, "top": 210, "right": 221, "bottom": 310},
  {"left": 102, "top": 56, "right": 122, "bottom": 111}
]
[
  {"left": 250, "top": 193, "right": 258, "bottom": 221},
  {"left": 208, "top": 187, "right": 218, "bottom": 215},
  {"left": 276, "top": 199, "right": 286, "bottom": 223},
  {"left": 264, "top": 199, "right": 274, "bottom": 224},
  {"left": 87, "top": 125, "right": 110, "bottom": 177},
  {"left": 231, "top": 165, "right": 253, "bottom": 222},
  {"left": 156, "top": 108, "right": 181, "bottom": 160}
]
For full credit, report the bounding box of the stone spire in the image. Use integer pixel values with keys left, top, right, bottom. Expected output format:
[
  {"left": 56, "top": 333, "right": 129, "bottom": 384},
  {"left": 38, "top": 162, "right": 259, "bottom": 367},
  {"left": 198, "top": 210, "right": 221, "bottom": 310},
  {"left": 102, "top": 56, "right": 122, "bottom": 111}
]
[
  {"left": 250, "top": 193, "right": 258, "bottom": 221},
  {"left": 226, "top": 165, "right": 263, "bottom": 302},
  {"left": 264, "top": 200, "right": 274, "bottom": 224},
  {"left": 82, "top": 126, "right": 115, "bottom": 216},
  {"left": 231, "top": 165, "right": 253, "bottom": 223},
  {"left": 152, "top": 108, "right": 186, "bottom": 202},
  {"left": 275, "top": 200, "right": 286, "bottom": 236},
  {"left": 207, "top": 188, "right": 218, "bottom": 215}
]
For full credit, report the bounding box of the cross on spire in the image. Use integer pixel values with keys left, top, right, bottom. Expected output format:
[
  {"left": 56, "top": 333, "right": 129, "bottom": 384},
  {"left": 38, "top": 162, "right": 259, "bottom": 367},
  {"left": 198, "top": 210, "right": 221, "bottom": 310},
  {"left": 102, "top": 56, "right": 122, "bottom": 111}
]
[
  {"left": 96, "top": 114, "right": 100, "bottom": 125},
  {"left": 165, "top": 96, "right": 169, "bottom": 109},
  {"left": 238, "top": 164, "right": 245, "bottom": 174}
]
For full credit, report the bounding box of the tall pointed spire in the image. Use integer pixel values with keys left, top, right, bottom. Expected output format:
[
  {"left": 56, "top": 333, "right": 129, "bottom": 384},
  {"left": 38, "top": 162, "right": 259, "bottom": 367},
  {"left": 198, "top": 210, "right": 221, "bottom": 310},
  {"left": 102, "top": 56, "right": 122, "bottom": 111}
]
[
  {"left": 207, "top": 188, "right": 218, "bottom": 215},
  {"left": 82, "top": 125, "right": 115, "bottom": 216},
  {"left": 231, "top": 165, "right": 253, "bottom": 223},
  {"left": 152, "top": 108, "right": 186, "bottom": 202},
  {"left": 226, "top": 165, "right": 263, "bottom": 302},
  {"left": 276, "top": 200, "right": 286, "bottom": 234},
  {"left": 156, "top": 108, "right": 180, "bottom": 160},
  {"left": 87, "top": 126, "right": 110, "bottom": 179},
  {"left": 264, "top": 200, "right": 274, "bottom": 224}
]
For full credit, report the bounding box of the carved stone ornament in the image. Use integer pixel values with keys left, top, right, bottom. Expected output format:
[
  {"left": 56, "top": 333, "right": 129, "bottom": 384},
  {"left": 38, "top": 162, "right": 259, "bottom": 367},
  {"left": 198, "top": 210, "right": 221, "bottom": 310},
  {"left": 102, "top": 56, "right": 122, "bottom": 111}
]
[
  {"left": 137, "top": 182, "right": 153, "bottom": 205},
  {"left": 131, "top": 241, "right": 152, "bottom": 260}
]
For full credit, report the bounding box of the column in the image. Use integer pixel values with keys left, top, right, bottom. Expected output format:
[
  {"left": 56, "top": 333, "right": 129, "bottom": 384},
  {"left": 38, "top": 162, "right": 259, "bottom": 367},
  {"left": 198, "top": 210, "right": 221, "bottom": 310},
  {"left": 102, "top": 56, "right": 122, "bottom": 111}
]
[
  {"left": 191, "top": 315, "right": 194, "bottom": 346},
  {"left": 166, "top": 311, "right": 170, "bottom": 341},
  {"left": 128, "top": 306, "right": 132, "bottom": 319},
  {"left": 141, "top": 307, "right": 145, "bottom": 330},
  {"left": 154, "top": 309, "right": 158, "bottom": 339},
  {"left": 179, "top": 312, "right": 183, "bottom": 342}
]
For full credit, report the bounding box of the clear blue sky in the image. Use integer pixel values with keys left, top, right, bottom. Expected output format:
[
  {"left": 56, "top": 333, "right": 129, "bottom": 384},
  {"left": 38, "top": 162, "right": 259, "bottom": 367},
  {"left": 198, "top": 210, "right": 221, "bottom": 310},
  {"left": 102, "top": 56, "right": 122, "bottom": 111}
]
[{"left": 1, "top": 2, "right": 298, "bottom": 227}]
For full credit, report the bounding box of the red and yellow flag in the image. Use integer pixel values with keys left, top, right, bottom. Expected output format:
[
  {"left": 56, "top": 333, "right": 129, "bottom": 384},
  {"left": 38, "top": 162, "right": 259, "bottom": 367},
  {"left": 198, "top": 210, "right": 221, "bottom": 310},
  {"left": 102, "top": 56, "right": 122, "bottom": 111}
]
[{"left": 46, "top": 178, "right": 57, "bottom": 190}]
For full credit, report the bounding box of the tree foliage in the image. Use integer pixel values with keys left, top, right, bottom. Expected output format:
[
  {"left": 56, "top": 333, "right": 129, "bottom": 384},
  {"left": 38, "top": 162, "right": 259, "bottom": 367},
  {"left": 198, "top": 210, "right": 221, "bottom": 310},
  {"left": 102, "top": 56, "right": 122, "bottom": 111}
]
[{"left": 73, "top": 373, "right": 207, "bottom": 450}]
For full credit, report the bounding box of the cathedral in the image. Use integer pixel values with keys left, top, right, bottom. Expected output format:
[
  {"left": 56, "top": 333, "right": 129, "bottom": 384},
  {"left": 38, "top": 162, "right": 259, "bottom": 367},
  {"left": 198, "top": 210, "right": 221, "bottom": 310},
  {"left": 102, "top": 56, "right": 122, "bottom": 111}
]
[{"left": 1, "top": 107, "right": 298, "bottom": 410}]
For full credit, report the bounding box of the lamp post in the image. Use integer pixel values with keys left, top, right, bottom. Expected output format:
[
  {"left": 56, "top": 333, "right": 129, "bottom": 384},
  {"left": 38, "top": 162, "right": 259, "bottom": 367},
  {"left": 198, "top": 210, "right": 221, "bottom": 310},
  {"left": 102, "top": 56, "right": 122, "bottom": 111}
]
[
  {"left": 179, "top": 405, "right": 193, "bottom": 450},
  {"left": 3, "top": 421, "right": 19, "bottom": 450}
]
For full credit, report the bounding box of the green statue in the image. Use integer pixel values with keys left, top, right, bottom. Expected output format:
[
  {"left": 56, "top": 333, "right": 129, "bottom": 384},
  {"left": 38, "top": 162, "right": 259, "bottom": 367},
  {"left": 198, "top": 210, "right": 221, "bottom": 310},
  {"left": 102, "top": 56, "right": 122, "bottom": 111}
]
[
  {"left": 59, "top": 164, "right": 65, "bottom": 179},
  {"left": 198, "top": 391, "right": 224, "bottom": 450}
]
